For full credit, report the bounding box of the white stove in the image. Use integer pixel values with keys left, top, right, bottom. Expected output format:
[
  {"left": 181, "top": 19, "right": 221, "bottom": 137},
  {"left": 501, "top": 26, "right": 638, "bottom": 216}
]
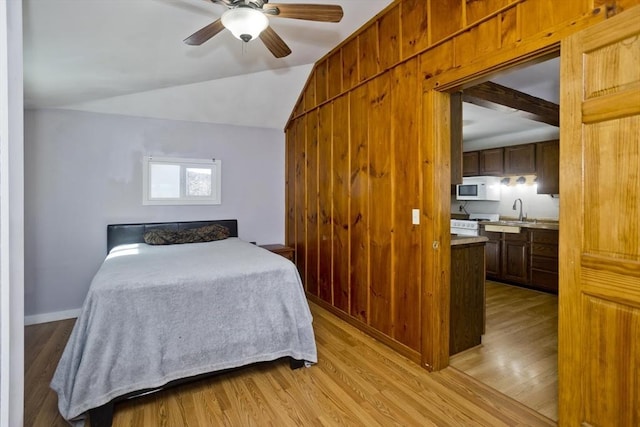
[{"left": 451, "top": 213, "right": 500, "bottom": 236}]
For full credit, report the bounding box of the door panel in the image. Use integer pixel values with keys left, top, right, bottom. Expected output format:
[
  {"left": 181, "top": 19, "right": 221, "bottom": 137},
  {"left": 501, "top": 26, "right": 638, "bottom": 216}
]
[
  {"left": 559, "top": 6, "right": 640, "bottom": 426},
  {"left": 584, "top": 117, "right": 640, "bottom": 259}
]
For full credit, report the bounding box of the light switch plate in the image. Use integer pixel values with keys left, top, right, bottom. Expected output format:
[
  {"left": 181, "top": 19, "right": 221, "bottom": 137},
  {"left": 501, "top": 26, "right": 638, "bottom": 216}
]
[{"left": 412, "top": 209, "right": 420, "bottom": 225}]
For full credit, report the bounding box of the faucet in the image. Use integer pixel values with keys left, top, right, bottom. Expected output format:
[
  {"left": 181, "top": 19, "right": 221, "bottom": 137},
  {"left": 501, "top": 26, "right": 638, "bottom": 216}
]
[{"left": 512, "top": 198, "right": 524, "bottom": 221}]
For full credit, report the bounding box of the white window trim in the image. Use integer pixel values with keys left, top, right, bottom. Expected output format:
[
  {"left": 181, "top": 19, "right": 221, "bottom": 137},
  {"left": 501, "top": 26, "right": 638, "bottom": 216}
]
[{"left": 143, "top": 156, "right": 222, "bottom": 205}]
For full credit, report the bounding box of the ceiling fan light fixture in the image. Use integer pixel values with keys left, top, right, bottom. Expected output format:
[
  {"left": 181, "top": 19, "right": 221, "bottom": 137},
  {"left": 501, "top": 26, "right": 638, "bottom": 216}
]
[{"left": 221, "top": 7, "right": 269, "bottom": 43}]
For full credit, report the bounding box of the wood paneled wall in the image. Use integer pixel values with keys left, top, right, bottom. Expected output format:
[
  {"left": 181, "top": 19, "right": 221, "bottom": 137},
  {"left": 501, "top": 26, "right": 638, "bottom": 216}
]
[{"left": 285, "top": 0, "right": 640, "bottom": 369}]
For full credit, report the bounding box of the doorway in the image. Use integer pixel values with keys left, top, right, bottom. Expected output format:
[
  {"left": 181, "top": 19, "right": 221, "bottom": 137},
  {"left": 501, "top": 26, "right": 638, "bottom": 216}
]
[{"left": 448, "top": 57, "right": 560, "bottom": 421}]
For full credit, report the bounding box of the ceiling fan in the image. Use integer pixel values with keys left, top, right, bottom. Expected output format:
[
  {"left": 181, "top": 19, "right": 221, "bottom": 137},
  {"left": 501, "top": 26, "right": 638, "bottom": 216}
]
[{"left": 184, "top": 0, "right": 344, "bottom": 58}]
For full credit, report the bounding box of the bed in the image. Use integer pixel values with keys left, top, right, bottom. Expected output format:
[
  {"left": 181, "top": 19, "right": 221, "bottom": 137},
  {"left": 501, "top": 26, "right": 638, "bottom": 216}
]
[{"left": 50, "top": 219, "right": 317, "bottom": 427}]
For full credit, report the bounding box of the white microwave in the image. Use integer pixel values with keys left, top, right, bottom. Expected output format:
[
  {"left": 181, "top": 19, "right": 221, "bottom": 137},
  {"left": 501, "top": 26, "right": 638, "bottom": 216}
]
[{"left": 456, "top": 176, "right": 501, "bottom": 201}]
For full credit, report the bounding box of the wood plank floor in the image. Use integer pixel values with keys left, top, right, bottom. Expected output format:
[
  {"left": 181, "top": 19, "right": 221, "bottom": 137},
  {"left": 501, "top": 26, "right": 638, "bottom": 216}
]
[
  {"left": 450, "top": 281, "right": 559, "bottom": 421},
  {"left": 25, "top": 300, "right": 556, "bottom": 426}
]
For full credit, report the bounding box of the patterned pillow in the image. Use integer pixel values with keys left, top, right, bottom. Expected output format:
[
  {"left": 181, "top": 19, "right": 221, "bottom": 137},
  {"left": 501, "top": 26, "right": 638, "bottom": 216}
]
[{"left": 143, "top": 224, "right": 230, "bottom": 245}]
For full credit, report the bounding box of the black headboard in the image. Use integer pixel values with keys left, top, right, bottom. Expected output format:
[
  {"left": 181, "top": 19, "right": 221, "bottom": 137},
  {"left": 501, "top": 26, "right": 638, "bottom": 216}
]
[{"left": 107, "top": 219, "right": 239, "bottom": 253}]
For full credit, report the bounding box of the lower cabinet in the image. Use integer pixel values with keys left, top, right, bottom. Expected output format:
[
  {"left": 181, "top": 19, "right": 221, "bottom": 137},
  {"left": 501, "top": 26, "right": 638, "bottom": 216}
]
[
  {"left": 530, "top": 229, "right": 559, "bottom": 292},
  {"left": 481, "top": 226, "right": 558, "bottom": 293},
  {"left": 483, "top": 231, "right": 501, "bottom": 279},
  {"left": 450, "top": 242, "right": 486, "bottom": 355},
  {"left": 502, "top": 232, "right": 529, "bottom": 284}
]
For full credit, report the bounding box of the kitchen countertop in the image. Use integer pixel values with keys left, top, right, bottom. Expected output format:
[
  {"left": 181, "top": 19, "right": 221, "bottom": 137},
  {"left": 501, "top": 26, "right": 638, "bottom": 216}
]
[
  {"left": 451, "top": 235, "right": 489, "bottom": 246},
  {"left": 481, "top": 220, "right": 559, "bottom": 230}
]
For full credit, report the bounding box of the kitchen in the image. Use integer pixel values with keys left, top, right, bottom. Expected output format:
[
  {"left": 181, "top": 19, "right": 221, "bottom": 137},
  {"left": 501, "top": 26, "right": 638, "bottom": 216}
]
[{"left": 448, "top": 57, "right": 560, "bottom": 421}]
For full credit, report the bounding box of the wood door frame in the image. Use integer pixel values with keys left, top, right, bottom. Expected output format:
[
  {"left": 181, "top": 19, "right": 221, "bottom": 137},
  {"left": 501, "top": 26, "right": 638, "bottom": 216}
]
[{"left": 421, "top": 47, "right": 560, "bottom": 372}]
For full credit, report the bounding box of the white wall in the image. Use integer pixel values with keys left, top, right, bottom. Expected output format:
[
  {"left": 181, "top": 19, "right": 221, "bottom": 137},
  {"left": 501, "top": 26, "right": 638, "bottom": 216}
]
[
  {"left": 1, "top": 0, "right": 25, "bottom": 424},
  {"left": 452, "top": 180, "right": 559, "bottom": 221},
  {"left": 24, "top": 109, "right": 286, "bottom": 319}
]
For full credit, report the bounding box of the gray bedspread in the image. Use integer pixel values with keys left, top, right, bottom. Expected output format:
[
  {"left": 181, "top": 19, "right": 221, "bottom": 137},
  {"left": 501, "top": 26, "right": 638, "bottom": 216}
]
[{"left": 51, "top": 238, "right": 317, "bottom": 424}]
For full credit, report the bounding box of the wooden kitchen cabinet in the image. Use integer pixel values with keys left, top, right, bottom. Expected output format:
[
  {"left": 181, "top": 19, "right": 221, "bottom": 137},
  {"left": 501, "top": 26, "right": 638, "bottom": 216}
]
[
  {"left": 504, "top": 143, "right": 536, "bottom": 175},
  {"left": 479, "top": 148, "right": 504, "bottom": 175},
  {"left": 462, "top": 151, "right": 479, "bottom": 176},
  {"left": 462, "top": 140, "right": 558, "bottom": 180},
  {"left": 482, "top": 231, "right": 502, "bottom": 279},
  {"left": 502, "top": 231, "right": 529, "bottom": 284},
  {"left": 450, "top": 241, "right": 486, "bottom": 355},
  {"left": 481, "top": 227, "right": 530, "bottom": 286},
  {"left": 536, "top": 140, "right": 560, "bottom": 194},
  {"left": 482, "top": 225, "right": 558, "bottom": 293},
  {"left": 529, "top": 229, "right": 559, "bottom": 292}
]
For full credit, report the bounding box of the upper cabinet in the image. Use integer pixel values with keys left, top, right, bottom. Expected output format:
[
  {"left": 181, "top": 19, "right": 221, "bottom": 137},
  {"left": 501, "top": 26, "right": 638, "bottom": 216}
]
[
  {"left": 461, "top": 140, "right": 559, "bottom": 194},
  {"left": 536, "top": 140, "right": 560, "bottom": 194},
  {"left": 479, "top": 148, "right": 504, "bottom": 175},
  {"left": 504, "top": 144, "right": 536, "bottom": 174},
  {"left": 462, "top": 151, "right": 479, "bottom": 176}
]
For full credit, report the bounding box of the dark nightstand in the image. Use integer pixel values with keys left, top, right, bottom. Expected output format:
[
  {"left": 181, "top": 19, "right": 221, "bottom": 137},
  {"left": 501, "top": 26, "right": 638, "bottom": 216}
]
[{"left": 260, "top": 244, "right": 295, "bottom": 261}]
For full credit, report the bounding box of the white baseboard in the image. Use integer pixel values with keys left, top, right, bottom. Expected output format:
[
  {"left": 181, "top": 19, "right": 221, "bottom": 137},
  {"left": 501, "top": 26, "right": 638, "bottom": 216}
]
[{"left": 24, "top": 308, "right": 81, "bottom": 326}]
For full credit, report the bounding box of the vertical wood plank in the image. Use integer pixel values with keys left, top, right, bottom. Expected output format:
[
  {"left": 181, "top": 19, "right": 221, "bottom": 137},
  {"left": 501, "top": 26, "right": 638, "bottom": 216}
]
[
  {"left": 328, "top": 50, "right": 343, "bottom": 99},
  {"left": 419, "top": 43, "right": 454, "bottom": 81},
  {"left": 454, "top": 17, "right": 501, "bottom": 66},
  {"left": 316, "top": 61, "right": 328, "bottom": 105},
  {"left": 378, "top": 5, "right": 401, "bottom": 71},
  {"left": 285, "top": 125, "right": 296, "bottom": 249},
  {"left": 304, "top": 73, "right": 317, "bottom": 112},
  {"left": 430, "top": 0, "right": 463, "bottom": 43},
  {"left": 520, "top": 0, "right": 589, "bottom": 40},
  {"left": 349, "top": 85, "right": 370, "bottom": 322},
  {"left": 421, "top": 89, "right": 452, "bottom": 371},
  {"left": 368, "top": 73, "right": 393, "bottom": 335},
  {"left": 500, "top": 7, "right": 519, "bottom": 48},
  {"left": 466, "top": 0, "right": 510, "bottom": 23},
  {"left": 342, "top": 39, "right": 359, "bottom": 92},
  {"left": 391, "top": 59, "right": 422, "bottom": 351},
  {"left": 294, "top": 118, "right": 307, "bottom": 287},
  {"left": 306, "top": 111, "right": 319, "bottom": 296},
  {"left": 332, "top": 94, "right": 351, "bottom": 313},
  {"left": 401, "top": 0, "right": 430, "bottom": 58},
  {"left": 318, "top": 103, "right": 333, "bottom": 303},
  {"left": 359, "top": 24, "right": 380, "bottom": 82},
  {"left": 450, "top": 92, "right": 463, "bottom": 186},
  {"left": 294, "top": 97, "right": 304, "bottom": 118}
]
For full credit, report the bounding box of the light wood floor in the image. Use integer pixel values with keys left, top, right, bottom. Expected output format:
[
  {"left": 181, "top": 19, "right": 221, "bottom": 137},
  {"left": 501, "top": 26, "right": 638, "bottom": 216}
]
[
  {"left": 26, "top": 300, "right": 556, "bottom": 426},
  {"left": 450, "top": 280, "right": 559, "bottom": 421}
]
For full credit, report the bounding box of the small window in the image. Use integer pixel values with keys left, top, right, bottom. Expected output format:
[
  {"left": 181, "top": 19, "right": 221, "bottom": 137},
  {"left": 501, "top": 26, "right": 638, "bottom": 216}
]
[{"left": 143, "top": 156, "right": 221, "bottom": 205}]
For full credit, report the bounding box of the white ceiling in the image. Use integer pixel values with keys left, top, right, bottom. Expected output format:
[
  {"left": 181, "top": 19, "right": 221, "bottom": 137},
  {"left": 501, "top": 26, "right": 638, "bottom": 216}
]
[
  {"left": 463, "top": 57, "right": 560, "bottom": 150},
  {"left": 23, "top": 0, "right": 560, "bottom": 139},
  {"left": 23, "top": 0, "right": 394, "bottom": 129}
]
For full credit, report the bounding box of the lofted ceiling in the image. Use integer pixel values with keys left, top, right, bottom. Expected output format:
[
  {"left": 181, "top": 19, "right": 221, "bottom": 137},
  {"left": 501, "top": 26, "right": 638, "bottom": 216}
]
[
  {"left": 23, "top": 0, "right": 559, "bottom": 139},
  {"left": 22, "top": 0, "right": 394, "bottom": 129},
  {"left": 462, "top": 57, "right": 560, "bottom": 150}
]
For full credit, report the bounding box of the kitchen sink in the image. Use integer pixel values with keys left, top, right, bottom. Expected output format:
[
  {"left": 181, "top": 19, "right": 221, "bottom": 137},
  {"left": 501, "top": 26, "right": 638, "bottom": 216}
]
[
  {"left": 495, "top": 220, "right": 530, "bottom": 226},
  {"left": 482, "top": 220, "right": 559, "bottom": 232},
  {"left": 484, "top": 223, "right": 521, "bottom": 233}
]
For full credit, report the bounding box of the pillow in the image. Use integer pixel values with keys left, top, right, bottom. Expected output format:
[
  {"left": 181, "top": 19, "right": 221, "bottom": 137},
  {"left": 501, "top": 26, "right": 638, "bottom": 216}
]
[{"left": 143, "top": 224, "right": 230, "bottom": 245}]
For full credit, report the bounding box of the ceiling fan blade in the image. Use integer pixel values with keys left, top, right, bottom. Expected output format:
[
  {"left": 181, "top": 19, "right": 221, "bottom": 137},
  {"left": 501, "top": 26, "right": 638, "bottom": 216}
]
[
  {"left": 184, "top": 19, "right": 225, "bottom": 45},
  {"left": 263, "top": 4, "right": 344, "bottom": 22},
  {"left": 259, "top": 26, "right": 292, "bottom": 58},
  {"left": 201, "top": 0, "right": 233, "bottom": 5}
]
